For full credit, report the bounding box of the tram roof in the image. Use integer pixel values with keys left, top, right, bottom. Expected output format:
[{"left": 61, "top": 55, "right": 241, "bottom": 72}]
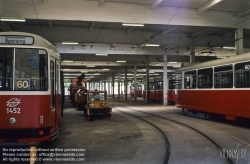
[
  {"left": 177, "top": 52, "right": 250, "bottom": 72},
  {"left": 0, "top": 31, "right": 58, "bottom": 53}
]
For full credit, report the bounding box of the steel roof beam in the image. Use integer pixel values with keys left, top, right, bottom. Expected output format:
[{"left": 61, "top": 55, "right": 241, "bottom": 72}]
[
  {"left": 0, "top": 1, "right": 244, "bottom": 28},
  {"left": 0, "top": 26, "right": 4, "bottom": 32},
  {"left": 48, "top": 21, "right": 52, "bottom": 30},
  {"left": 161, "top": 26, "right": 178, "bottom": 35},
  {"left": 125, "top": 27, "right": 135, "bottom": 35},
  {"left": 234, "top": 7, "right": 250, "bottom": 17},
  {"left": 150, "top": 0, "right": 165, "bottom": 11},
  {"left": 89, "top": 22, "right": 95, "bottom": 32},
  {"left": 197, "top": 0, "right": 225, "bottom": 15}
]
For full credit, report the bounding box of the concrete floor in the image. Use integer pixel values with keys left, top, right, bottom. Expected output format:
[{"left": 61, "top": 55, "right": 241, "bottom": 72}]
[
  {"left": 1, "top": 96, "right": 250, "bottom": 164},
  {"left": 111, "top": 98, "right": 250, "bottom": 164},
  {"left": 45, "top": 97, "right": 166, "bottom": 164},
  {"left": 44, "top": 96, "right": 250, "bottom": 164}
]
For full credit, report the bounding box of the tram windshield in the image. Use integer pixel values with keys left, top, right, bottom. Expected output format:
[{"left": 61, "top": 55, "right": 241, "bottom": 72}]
[
  {"left": 88, "top": 92, "right": 107, "bottom": 101},
  {"left": 0, "top": 48, "right": 48, "bottom": 91}
]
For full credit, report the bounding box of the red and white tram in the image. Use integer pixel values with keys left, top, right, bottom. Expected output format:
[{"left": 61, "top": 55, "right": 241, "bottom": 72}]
[
  {"left": 142, "top": 80, "right": 176, "bottom": 104},
  {"left": 175, "top": 53, "right": 250, "bottom": 121},
  {"left": 0, "top": 32, "right": 62, "bottom": 145}
]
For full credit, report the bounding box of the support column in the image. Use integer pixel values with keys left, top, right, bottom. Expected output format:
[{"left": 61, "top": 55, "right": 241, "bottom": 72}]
[
  {"left": 190, "top": 37, "right": 195, "bottom": 63},
  {"left": 104, "top": 80, "right": 106, "bottom": 91},
  {"left": 125, "top": 67, "right": 127, "bottom": 100},
  {"left": 163, "top": 52, "right": 168, "bottom": 106},
  {"left": 108, "top": 75, "right": 110, "bottom": 97},
  {"left": 118, "top": 70, "right": 120, "bottom": 98},
  {"left": 112, "top": 73, "right": 115, "bottom": 98},
  {"left": 235, "top": 26, "right": 244, "bottom": 55},
  {"left": 134, "top": 65, "right": 137, "bottom": 101},
  {"left": 146, "top": 57, "right": 149, "bottom": 103}
]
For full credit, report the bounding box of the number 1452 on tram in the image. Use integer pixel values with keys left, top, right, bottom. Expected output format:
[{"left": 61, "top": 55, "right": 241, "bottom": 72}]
[{"left": 0, "top": 32, "right": 62, "bottom": 145}]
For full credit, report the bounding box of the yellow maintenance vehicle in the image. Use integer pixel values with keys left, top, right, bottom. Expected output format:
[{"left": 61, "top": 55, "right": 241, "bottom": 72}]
[
  {"left": 85, "top": 90, "right": 112, "bottom": 121},
  {"left": 70, "top": 74, "right": 88, "bottom": 111}
]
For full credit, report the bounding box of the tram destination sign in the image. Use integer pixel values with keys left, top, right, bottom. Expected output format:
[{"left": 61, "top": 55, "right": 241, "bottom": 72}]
[{"left": 0, "top": 35, "right": 34, "bottom": 45}]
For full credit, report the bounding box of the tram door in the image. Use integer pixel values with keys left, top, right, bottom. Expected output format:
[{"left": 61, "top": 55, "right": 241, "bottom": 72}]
[
  {"left": 55, "top": 60, "right": 60, "bottom": 129},
  {"left": 50, "top": 57, "right": 58, "bottom": 133}
]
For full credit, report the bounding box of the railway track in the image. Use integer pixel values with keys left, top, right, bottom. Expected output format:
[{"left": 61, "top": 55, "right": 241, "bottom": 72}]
[
  {"left": 116, "top": 109, "right": 170, "bottom": 164},
  {"left": 114, "top": 104, "right": 240, "bottom": 164}
]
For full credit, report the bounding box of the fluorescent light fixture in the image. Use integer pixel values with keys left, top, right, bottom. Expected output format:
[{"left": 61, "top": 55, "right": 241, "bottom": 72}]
[
  {"left": 223, "top": 46, "right": 235, "bottom": 50},
  {"left": 121, "top": 73, "right": 134, "bottom": 76},
  {"left": 144, "top": 44, "right": 160, "bottom": 47},
  {"left": 63, "top": 60, "right": 73, "bottom": 62},
  {"left": 0, "top": 18, "right": 26, "bottom": 22},
  {"left": 102, "top": 69, "right": 110, "bottom": 70},
  {"left": 217, "top": 56, "right": 227, "bottom": 59},
  {"left": 169, "top": 62, "right": 177, "bottom": 64},
  {"left": 96, "top": 54, "right": 108, "bottom": 56},
  {"left": 94, "top": 73, "right": 100, "bottom": 75},
  {"left": 64, "top": 76, "right": 79, "bottom": 79},
  {"left": 63, "top": 74, "right": 80, "bottom": 76},
  {"left": 122, "top": 23, "right": 144, "bottom": 27},
  {"left": 116, "top": 61, "right": 126, "bottom": 63},
  {"left": 62, "top": 42, "right": 78, "bottom": 44},
  {"left": 62, "top": 69, "right": 71, "bottom": 70},
  {"left": 86, "top": 66, "right": 95, "bottom": 67}
]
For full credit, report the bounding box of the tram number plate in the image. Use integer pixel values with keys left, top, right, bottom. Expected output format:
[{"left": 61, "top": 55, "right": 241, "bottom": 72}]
[
  {"left": 6, "top": 108, "right": 21, "bottom": 114},
  {"left": 17, "top": 80, "right": 29, "bottom": 89}
]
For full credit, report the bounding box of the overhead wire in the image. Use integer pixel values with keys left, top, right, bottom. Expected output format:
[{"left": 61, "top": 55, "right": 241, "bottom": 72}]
[
  {"left": 31, "top": 0, "right": 46, "bottom": 38},
  {"left": 142, "top": 1, "right": 250, "bottom": 56},
  {"left": 30, "top": 1, "right": 250, "bottom": 57},
  {"left": 142, "top": 0, "right": 187, "bottom": 44},
  {"left": 87, "top": 23, "right": 106, "bottom": 53}
]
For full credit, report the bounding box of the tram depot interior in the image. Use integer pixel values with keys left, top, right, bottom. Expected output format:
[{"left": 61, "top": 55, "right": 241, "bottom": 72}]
[
  {"left": 1, "top": 0, "right": 250, "bottom": 164},
  {"left": 0, "top": 0, "right": 250, "bottom": 87}
]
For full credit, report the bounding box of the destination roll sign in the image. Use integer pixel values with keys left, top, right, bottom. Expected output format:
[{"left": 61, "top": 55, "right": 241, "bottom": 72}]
[{"left": 0, "top": 35, "right": 34, "bottom": 45}]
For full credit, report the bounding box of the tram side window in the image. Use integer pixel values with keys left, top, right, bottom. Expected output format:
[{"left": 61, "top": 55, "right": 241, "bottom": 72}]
[
  {"left": 50, "top": 60, "right": 55, "bottom": 108},
  {"left": 235, "top": 62, "right": 250, "bottom": 88},
  {"left": 138, "top": 84, "right": 143, "bottom": 90},
  {"left": 149, "top": 82, "right": 156, "bottom": 90},
  {"left": 130, "top": 85, "right": 134, "bottom": 90},
  {"left": 157, "top": 81, "right": 163, "bottom": 89},
  {"left": 169, "top": 80, "right": 175, "bottom": 89},
  {"left": 175, "top": 72, "right": 182, "bottom": 89},
  {"left": 214, "top": 65, "right": 233, "bottom": 88},
  {"left": 198, "top": 68, "right": 213, "bottom": 88},
  {"left": 0, "top": 48, "right": 14, "bottom": 91},
  {"left": 184, "top": 70, "right": 196, "bottom": 89}
]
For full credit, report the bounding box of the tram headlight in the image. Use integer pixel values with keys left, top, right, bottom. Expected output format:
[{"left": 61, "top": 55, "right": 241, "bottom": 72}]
[{"left": 9, "top": 117, "right": 16, "bottom": 124}]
